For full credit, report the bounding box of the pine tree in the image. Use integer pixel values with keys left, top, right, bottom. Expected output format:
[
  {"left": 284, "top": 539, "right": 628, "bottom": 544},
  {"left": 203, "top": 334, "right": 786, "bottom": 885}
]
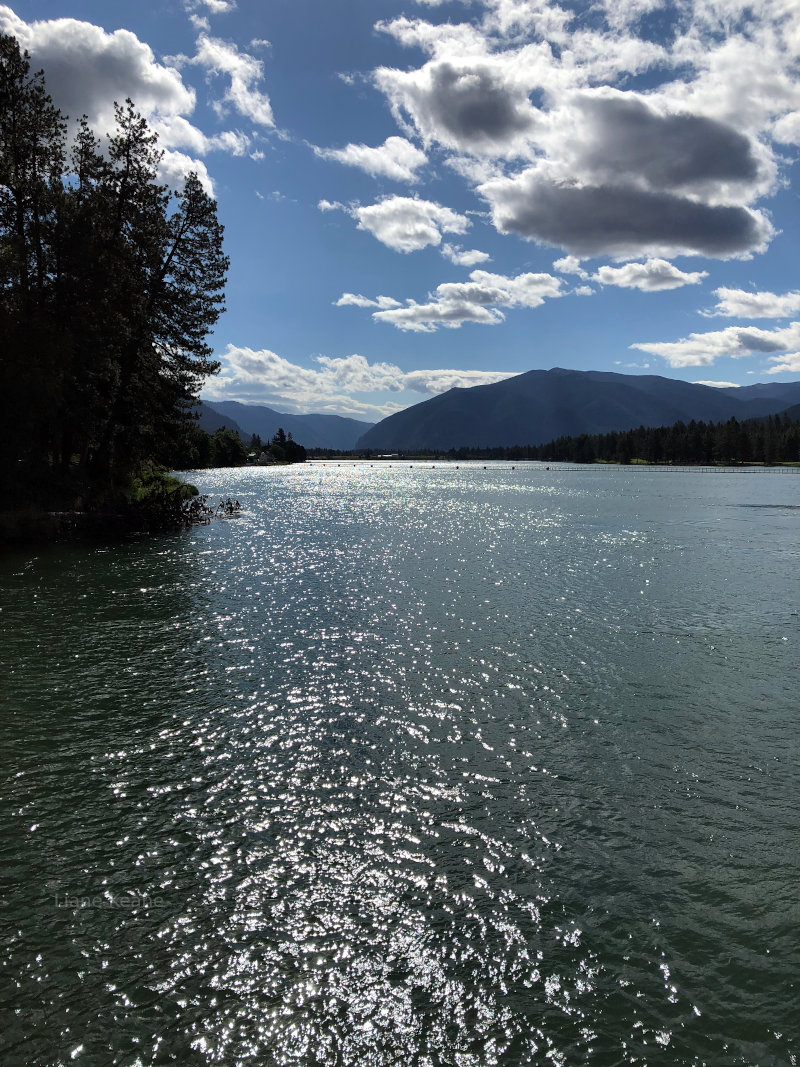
[
  {"left": 0, "top": 32, "right": 228, "bottom": 508},
  {"left": 88, "top": 101, "right": 228, "bottom": 486},
  {"left": 0, "top": 34, "right": 68, "bottom": 487}
]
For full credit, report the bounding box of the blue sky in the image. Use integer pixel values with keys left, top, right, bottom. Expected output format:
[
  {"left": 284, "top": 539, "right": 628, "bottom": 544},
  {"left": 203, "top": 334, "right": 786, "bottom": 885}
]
[{"left": 4, "top": 0, "right": 800, "bottom": 422}]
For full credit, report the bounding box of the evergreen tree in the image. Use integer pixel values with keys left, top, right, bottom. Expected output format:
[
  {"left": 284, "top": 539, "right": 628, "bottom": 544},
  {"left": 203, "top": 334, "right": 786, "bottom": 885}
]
[
  {"left": 210, "top": 427, "right": 247, "bottom": 467},
  {"left": 87, "top": 102, "right": 228, "bottom": 486},
  {"left": 0, "top": 35, "right": 67, "bottom": 487},
  {"left": 0, "top": 33, "right": 228, "bottom": 509}
]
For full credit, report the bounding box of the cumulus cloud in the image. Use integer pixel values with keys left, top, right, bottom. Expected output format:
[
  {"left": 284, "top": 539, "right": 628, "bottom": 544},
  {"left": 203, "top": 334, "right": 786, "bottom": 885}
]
[
  {"left": 203, "top": 346, "right": 518, "bottom": 417},
  {"left": 187, "top": 34, "right": 274, "bottom": 126},
  {"left": 150, "top": 114, "right": 251, "bottom": 158},
  {"left": 335, "top": 293, "right": 402, "bottom": 309},
  {"left": 405, "top": 368, "right": 519, "bottom": 391},
  {"left": 553, "top": 255, "right": 588, "bottom": 279},
  {"left": 351, "top": 196, "right": 470, "bottom": 252},
  {"left": 0, "top": 7, "right": 195, "bottom": 133},
  {"left": 156, "top": 151, "right": 214, "bottom": 194},
  {"left": 187, "top": 0, "right": 236, "bottom": 13},
  {"left": 766, "top": 353, "right": 800, "bottom": 375},
  {"left": 204, "top": 347, "right": 400, "bottom": 417},
  {"left": 478, "top": 168, "right": 774, "bottom": 259},
  {"left": 441, "top": 242, "right": 491, "bottom": 265},
  {"left": 368, "top": 268, "right": 562, "bottom": 331},
  {"left": 0, "top": 8, "right": 257, "bottom": 191},
  {"left": 593, "top": 259, "right": 708, "bottom": 291},
  {"left": 631, "top": 322, "right": 800, "bottom": 367},
  {"left": 374, "top": 301, "right": 505, "bottom": 332},
  {"left": 314, "top": 354, "right": 407, "bottom": 394},
  {"left": 367, "top": 1, "right": 798, "bottom": 260},
  {"left": 314, "top": 136, "right": 427, "bottom": 183},
  {"left": 376, "top": 58, "right": 540, "bottom": 157},
  {"left": 568, "top": 94, "right": 762, "bottom": 198},
  {"left": 704, "top": 287, "right": 800, "bottom": 318}
]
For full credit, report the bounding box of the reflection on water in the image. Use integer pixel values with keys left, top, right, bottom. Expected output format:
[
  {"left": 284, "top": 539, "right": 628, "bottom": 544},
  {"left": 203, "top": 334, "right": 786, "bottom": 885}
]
[{"left": 1, "top": 464, "right": 798, "bottom": 1066}]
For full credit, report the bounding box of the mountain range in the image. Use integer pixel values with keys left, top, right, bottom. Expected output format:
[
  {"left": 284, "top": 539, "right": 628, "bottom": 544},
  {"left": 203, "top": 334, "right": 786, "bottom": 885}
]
[
  {"left": 198, "top": 400, "right": 374, "bottom": 450},
  {"left": 356, "top": 369, "right": 800, "bottom": 451}
]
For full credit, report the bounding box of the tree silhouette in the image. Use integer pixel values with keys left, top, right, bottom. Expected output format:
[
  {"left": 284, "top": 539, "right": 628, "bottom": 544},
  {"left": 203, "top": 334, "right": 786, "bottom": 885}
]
[{"left": 0, "top": 33, "right": 228, "bottom": 508}]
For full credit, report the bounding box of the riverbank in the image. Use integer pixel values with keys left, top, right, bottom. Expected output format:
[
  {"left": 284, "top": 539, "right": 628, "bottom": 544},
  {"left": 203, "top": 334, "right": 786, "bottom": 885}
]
[{"left": 0, "top": 469, "right": 210, "bottom": 548}]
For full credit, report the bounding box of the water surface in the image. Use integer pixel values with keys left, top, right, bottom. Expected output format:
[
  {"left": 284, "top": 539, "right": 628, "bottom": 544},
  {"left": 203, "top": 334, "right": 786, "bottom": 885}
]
[{"left": 1, "top": 464, "right": 798, "bottom": 1065}]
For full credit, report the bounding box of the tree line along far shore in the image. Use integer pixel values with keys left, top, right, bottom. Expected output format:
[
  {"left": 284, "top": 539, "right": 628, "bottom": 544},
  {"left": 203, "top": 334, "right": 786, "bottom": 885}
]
[
  {"left": 320, "top": 410, "right": 800, "bottom": 465},
  {"left": 3, "top": 29, "right": 796, "bottom": 546},
  {"left": 442, "top": 411, "right": 800, "bottom": 465}
]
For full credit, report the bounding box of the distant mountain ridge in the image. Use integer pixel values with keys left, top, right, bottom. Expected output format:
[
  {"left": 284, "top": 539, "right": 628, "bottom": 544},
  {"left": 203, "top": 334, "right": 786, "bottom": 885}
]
[
  {"left": 196, "top": 402, "right": 248, "bottom": 438},
  {"left": 198, "top": 400, "right": 374, "bottom": 450},
  {"left": 357, "top": 369, "right": 800, "bottom": 451}
]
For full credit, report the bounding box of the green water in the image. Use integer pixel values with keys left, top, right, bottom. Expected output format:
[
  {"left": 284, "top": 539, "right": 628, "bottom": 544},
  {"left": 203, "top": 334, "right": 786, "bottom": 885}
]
[{"left": 1, "top": 463, "right": 798, "bottom": 1066}]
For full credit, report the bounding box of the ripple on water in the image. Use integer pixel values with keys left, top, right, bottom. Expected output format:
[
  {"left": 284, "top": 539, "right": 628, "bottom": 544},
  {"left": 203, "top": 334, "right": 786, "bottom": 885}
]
[{"left": 0, "top": 464, "right": 798, "bottom": 1066}]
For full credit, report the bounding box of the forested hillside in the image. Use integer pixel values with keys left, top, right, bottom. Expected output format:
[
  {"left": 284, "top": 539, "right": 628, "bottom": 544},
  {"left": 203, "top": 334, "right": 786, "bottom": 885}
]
[
  {"left": 358, "top": 368, "right": 800, "bottom": 451},
  {"left": 433, "top": 412, "right": 800, "bottom": 465}
]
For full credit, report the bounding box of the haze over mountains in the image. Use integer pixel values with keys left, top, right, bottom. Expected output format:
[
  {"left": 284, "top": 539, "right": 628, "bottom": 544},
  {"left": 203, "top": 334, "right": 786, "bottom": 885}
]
[
  {"left": 200, "top": 371, "right": 800, "bottom": 453},
  {"left": 356, "top": 369, "right": 800, "bottom": 451},
  {"left": 199, "top": 400, "right": 374, "bottom": 451}
]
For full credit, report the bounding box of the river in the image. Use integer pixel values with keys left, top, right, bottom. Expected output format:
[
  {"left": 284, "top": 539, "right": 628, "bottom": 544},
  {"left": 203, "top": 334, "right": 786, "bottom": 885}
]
[{"left": 1, "top": 462, "right": 798, "bottom": 1066}]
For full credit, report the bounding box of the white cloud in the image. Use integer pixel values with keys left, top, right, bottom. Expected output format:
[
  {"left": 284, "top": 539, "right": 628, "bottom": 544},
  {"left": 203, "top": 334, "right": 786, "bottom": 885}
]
[
  {"left": 631, "top": 321, "right": 800, "bottom": 367},
  {"left": 191, "top": 0, "right": 236, "bottom": 13},
  {"left": 705, "top": 287, "right": 800, "bottom": 318},
  {"left": 461, "top": 268, "right": 563, "bottom": 307},
  {"left": 692, "top": 380, "right": 741, "bottom": 388},
  {"left": 314, "top": 354, "right": 407, "bottom": 394},
  {"left": 203, "top": 346, "right": 518, "bottom": 417},
  {"left": 375, "top": 16, "right": 486, "bottom": 59},
  {"left": 368, "top": 1, "right": 800, "bottom": 260},
  {"left": 0, "top": 8, "right": 257, "bottom": 189},
  {"left": 352, "top": 195, "right": 470, "bottom": 252},
  {"left": 773, "top": 110, "right": 800, "bottom": 144},
  {"left": 157, "top": 151, "right": 214, "bottom": 194},
  {"left": 404, "top": 368, "right": 519, "bottom": 391},
  {"left": 188, "top": 34, "right": 274, "bottom": 126},
  {"left": 374, "top": 301, "right": 505, "bottom": 332},
  {"left": 375, "top": 54, "right": 542, "bottom": 158},
  {"left": 335, "top": 293, "right": 402, "bottom": 309},
  {"left": 553, "top": 255, "right": 588, "bottom": 279},
  {"left": 204, "top": 347, "right": 400, "bottom": 417},
  {"left": 369, "top": 268, "right": 562, "bottom": 331},
  {"left": 314, "top": 136, "right": 427, "bottom": 183},
  {"left": 441, "top": 242, "right": 491, "bottom": 265},
  {"left": 766, "top": 353, "right": 800, "bottom": 375},
  {"left": 150, "top": 114, "right": 251, "bottom": 157},
  {"left": 593, "top": 259, "right": 708, "bottom": 291},
  {"left": 209, "top": 129, "right": 251, "bottom": 155},
  {"left": 0, "top": 8, "right": 195, "bottom": 135}
]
